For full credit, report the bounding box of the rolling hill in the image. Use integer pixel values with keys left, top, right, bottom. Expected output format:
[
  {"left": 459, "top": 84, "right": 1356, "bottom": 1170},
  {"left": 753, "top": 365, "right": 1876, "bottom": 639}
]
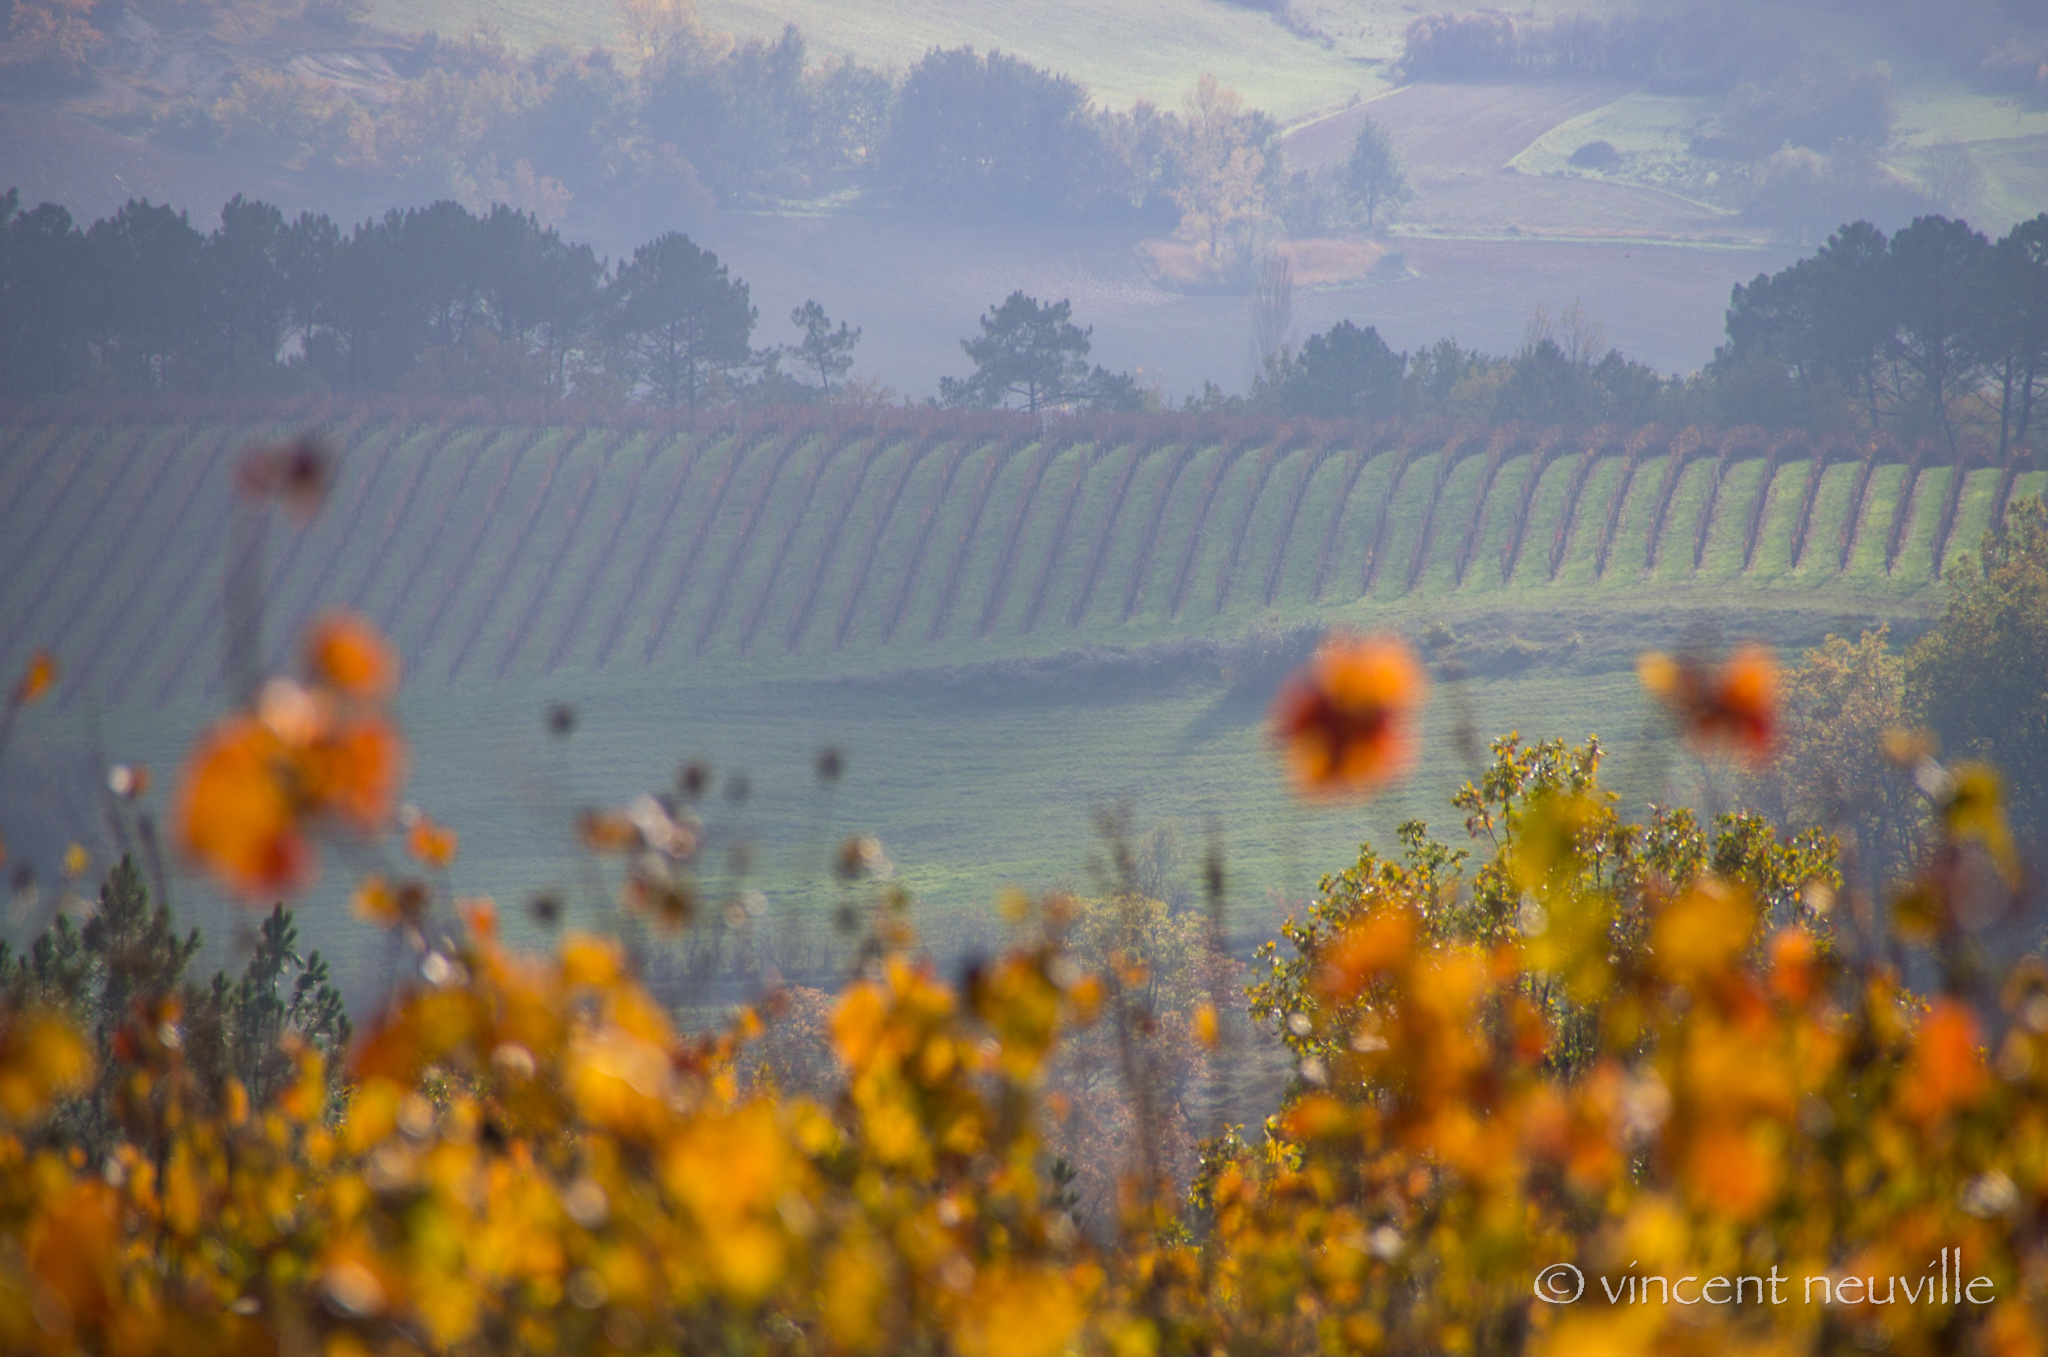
[{"left": 0, "top": 406, "right": 2020, "bottom": 1001}]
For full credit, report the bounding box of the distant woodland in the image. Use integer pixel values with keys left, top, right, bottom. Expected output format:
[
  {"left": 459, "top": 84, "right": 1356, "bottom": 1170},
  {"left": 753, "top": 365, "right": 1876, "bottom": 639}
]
[
  {"left": 5, "top": 0, "right": 2046, "bottom": 270},
  {"left": 3, "top": 181, "right": 2045, "bottom": 459}
]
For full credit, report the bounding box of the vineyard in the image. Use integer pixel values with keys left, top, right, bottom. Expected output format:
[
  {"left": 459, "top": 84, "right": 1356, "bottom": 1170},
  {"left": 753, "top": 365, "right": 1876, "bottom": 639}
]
[
  {"left": 1, "top": 405, "right": 2034, "bottom": 947},
  {"left": 2, "top": 407, "right": 2036, "bottom": 710}
]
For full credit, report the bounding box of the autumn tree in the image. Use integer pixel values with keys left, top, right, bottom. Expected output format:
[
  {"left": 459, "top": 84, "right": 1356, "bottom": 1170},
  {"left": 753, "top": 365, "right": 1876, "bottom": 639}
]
[
  {"left": 1907, "top": 496, "right": 2048, "bottom": 844},
  {"left": 6, "top": 0, "right": 101, "bottom": 76},
  {"left": 1744, "top": 627, "right": 1920, "bottom": 884},
  {"left": 1170, "top": 74, "right": 1279, "bottom": 282}
]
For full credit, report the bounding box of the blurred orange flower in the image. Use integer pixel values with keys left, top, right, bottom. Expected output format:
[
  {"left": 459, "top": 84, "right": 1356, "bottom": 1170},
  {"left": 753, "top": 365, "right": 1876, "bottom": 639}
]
[
  {"left": 11, "top": 650, "right": 56, "bottom": 705},
  {"left": 176, "top": 616, "right": 407, "bottom": 898},
  {"left": 302, "top": 714, "right": 405, "bottom": 830},
  {"left": 307, "top": 611, "right": 399, "bottom": 698},
  {"left": 175, "top": 715, "right": 315, "bottom": 897},
  {"left": 1898, "top": 998, "right": 1988, "bottom": 1123},
  {"left": 1270, "top": 633, "right": 1427, "bottom": 798},
  {"left": 407, "top": 814, "right": 458, "bottom": 869},
  {"left": 1636, "top": 642, "right": 1777, "bottom": 763}
]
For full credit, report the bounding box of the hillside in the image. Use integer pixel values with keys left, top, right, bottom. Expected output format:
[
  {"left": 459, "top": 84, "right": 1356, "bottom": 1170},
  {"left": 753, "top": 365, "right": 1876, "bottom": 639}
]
[
  {"left": 0, "top": 407, "right": 2019, "bottom": 1001},
  {"left": 3, "top": 411, "right": 2010, "bottom": 703}
]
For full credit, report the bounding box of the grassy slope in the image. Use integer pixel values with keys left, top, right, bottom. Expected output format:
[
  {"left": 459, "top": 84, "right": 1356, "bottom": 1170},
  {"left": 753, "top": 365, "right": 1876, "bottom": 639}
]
[
  {"left": 365, "top": 0, "right": 1375, "bottom": 118},
  {"left": 1, "top": 416, "right": 1975, "bottom": 998}
]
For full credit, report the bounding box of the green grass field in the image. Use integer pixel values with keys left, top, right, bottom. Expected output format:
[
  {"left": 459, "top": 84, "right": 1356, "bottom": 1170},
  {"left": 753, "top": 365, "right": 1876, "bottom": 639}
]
[
  {"left": 366, "top": 0, "right": 1376, "bottom": 119},
  {"left": 1, "top": 411, "right": 2016, "bottom": 998}
]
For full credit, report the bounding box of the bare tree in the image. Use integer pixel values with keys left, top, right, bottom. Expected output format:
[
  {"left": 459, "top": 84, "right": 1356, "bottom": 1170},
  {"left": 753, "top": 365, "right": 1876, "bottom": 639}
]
[{"left": 1249, "top": 249, "right": 1293, "bottom": 378}]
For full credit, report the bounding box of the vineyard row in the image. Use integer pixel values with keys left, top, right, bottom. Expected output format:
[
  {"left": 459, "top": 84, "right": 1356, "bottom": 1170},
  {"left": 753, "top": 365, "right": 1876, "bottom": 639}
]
[{"left": 4, "top": 417, "right": 2039, "bottom": 710}]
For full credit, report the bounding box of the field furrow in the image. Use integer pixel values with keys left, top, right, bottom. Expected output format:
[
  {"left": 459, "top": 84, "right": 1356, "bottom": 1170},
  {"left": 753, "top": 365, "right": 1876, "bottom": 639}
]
[
  {"left": 1212, "top": 440, "right": 1288, "bottom": 614},
  {"left": 1943, "top": 468, "right": 2004, "bottom": 577},
  {"left": 1309, "top": 442, "right": 1376, "bottom": 600},
  {"left": 1691, "top": 445, "right": 1736, "bottom": 572},
  {"left": 1884, "top": 452, "right": 1929, "bottom": 574},
  {"left": 335, "top": 422, "right": 459, "bottom": 617},
  {"left": 926, "top": 437, "right": 1020, "bottom": 643},
  {"left": 1642, "top": 429, "right": 1707, "bottom": 572},
  {"left": 445, "top": 431, "right": 580, "bottom": 681},
  {"left": 1119, "top": 441, "right": 1199, "bottom": 622},
  {"left": 0, "top": 423, "right": 163, "bottom": 668},
  {"left": 1845, "top": 464, "right": 1907, "bottom": 581},
  {"left": 1837, "top": 446, "right": 1880, "bottom": 571},
  {"left": 62, "top": 427, "right": 237, "bottom": 710},
  {"left": 1897, "top": 466, "right": 1953, "bottom": 582},
  {"left": 1053, "top": 438, "right": 1144, "bottom": 630},
  {"left": 1497, "top": 431, "right": 1563, "bottom": 584},
  {"left": 1927, "top": 451, "right": 1980, "bottom": 578},
  {"left": 835, "top": 435, "right": 946, "bottom": 649},
  {"left": 883, "top": 439, "right": 984, "bottom": 644},
  {"left": 257, "top": 423, "right": 416, "bottom": 680},
  {"left": 521, "top": 431, "right": 656, "bottom": 671},
  {"left": 158, "top": 419, "right": 373, "bottom": 708},
  {"left": 695, "top": 433, "right": 813, "bottom": 656},
  {"left": 1450, "top": 429, "right": 1516, "bottom": 588},
  {"left": 1599, "top": 452, "right": 1667, "bottom": 589},
  {"left": 590, "top": 433, "right": 713, "bottom": 666},
  {"left": 0, "top": 425, "right": 144, "bottom": 637},
  {"left": 1748, "top": 459, "right": 1809, "bottom": 580},
  {"left": 1021, "top": 442, "right": 1097, "bottom": 633},
  {"left": 739, "top": 431, "right": 866, "bottom": 656},
  {"left": 975, "top": 437, "right": 1066, "bottom": 638},
  {"left": 1363, "top": 436, "right": 1429, "bottom": 594},
  {"left": 501, "top": 434, "right": 622, "bottom": 676},
  {"left": 1465, "top": 452, "right": 1535, "bottom": 592},
  {"left": 1796, "top": 461, "right": 1858, "bottom": 580},
  {"left": 1592, "top": 431, "right": 1654, "bottom": 580},
  {"left": 645, "top": 430, "right": 761, "bottom": 663},
  {"left": 1262, "top": 439, "right": 1341, "bottom": 605},
  {"left": 369, "top": 428, "right": 508, "bottom": 641},
  {"left": 787, "top": 435, "right": 903, "bottom": 653},
  {"left": 1405, "top": 438, "right": 1469, "bottom": 594},
  {"left": 1554, "top": 456, "right": 1625, "bottom": 589},
  {"left": 1547, "top": 442, "right": 1604, "bottom": 581},
  {"left": 1168, "top": 434, "right": 1259, "bottom": 618},
  {"left": 398, "top": 429, "right": 549, "bottom": 680}
]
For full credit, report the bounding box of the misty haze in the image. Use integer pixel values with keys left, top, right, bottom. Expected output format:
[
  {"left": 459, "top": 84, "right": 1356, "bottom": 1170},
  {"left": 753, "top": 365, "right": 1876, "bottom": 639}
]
[{"left": 2, "top": 1, "right": 2048, "bottom": 1346}]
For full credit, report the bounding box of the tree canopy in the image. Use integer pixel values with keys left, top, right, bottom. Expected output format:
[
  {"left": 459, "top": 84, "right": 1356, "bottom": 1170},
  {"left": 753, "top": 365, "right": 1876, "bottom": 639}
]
[
  {"left": 1338, "top": 117, "right": 1412, "bottom": 229},
  {"left": 939, "top": 291, "right": 1141, "bottom": 413},
  {"left": 606, "top": 232, "right": 757, "bottom": 409},
  {"left": 1907, "top": 497, "right": 2048, "bottom": 843}
]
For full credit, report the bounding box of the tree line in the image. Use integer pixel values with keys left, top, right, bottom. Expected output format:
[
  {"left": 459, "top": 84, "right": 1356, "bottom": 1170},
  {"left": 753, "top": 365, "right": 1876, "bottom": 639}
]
[
  {"left": 0, "top": 190, "right": 851, "bottom": 406},
  {"left": 1719, "top": 214, "right": 2048, "bottom": 459},
  {"left": 1199, "top": 212, "right": 2048, "bottom": 446},
  {"left": 5, "top": 186, "right": 2045, "bottom": 444}
]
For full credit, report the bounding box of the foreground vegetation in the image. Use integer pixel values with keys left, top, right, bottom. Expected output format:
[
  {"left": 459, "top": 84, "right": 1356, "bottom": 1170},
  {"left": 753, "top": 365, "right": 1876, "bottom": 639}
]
[{"left": 1, "top": 440, "right": 2045, "bottom": 1356}]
